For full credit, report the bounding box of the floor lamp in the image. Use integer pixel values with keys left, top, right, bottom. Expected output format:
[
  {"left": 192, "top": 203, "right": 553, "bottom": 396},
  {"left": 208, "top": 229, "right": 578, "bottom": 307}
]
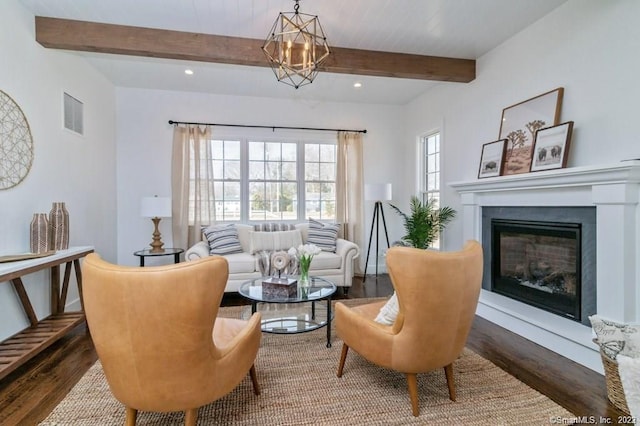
[{"left": 363, "top": 183, "right": 392, "bottom": 281}]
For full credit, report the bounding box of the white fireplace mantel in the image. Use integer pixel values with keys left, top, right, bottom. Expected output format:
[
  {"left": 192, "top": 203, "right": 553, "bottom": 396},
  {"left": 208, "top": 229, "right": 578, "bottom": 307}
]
[{"left": 450, "top": 161, "right": 640, "bottom": 372}]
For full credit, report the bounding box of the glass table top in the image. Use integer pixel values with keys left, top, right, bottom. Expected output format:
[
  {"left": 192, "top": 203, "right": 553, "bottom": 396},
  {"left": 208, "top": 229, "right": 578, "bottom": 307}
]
[
  {"left": 239, "top": 275, "right": 336, "bottom": 303},
  {"left": 133, "top": 248, "right": 184, "bottom": 257}
]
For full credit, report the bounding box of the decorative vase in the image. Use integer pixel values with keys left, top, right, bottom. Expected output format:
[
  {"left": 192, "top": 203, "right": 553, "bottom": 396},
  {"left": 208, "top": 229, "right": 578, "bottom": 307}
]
[
  {"left": 298, "top": 266, "right": 310, "bottom": 298},
  {"left": 30, "top": 213, "right": 50, "bottom": 254},
  {"left": 49, "top": 202, "right": 69, "bottom": 250}
]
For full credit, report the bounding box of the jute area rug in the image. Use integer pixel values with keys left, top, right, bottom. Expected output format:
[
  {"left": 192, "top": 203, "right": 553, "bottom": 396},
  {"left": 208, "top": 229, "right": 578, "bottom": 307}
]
[{"left": 41, "top": 298, "right": 575, "bottom": 425}]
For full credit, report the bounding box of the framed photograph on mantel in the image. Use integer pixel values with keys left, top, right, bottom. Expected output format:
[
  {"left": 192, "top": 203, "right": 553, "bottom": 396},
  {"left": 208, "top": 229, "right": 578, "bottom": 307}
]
[
  {"left": 530, "top": 121, "right": 574, "bottom": 172},
  {"left": 499, "top": 87, "right": 564, "bottom": 176},
  {"left": 478, "top": 139, "right": 507, "bottom": 178}
]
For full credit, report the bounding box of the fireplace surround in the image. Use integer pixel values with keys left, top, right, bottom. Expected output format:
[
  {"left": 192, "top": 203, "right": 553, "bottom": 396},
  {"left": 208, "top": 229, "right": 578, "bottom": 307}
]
[{"left": 451, "top": 161, "right": 640, "bottom": 372}]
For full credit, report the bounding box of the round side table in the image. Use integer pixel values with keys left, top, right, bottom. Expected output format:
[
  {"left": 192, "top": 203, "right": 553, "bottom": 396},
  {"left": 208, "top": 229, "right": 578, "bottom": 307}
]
[{"left": 134, "top": 248, "right": 184, "bottom": 267}]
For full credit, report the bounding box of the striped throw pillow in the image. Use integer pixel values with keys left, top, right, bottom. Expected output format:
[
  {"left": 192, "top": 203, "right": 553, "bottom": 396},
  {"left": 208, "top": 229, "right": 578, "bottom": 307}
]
[
  {"left": 203, "top": 224, "right": 244, "bottom": 255},
  {"left": 307, "top": 219, "right": 340, "bottom": 253}
]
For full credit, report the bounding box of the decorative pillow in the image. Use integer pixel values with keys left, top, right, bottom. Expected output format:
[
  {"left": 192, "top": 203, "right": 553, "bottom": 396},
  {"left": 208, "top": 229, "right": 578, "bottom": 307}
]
[
  {"left": 374, "top": 292, "right": 399, "bottom": 325},
  {"left": 589, "top": 315, "right": 640, "bottom": 359},
  {"left": 254, "top": 222, "right": 296, "bottom": 232},
  {"left": 307, "top": 218, "right": 340, "bottom": 253},
  {"left": 249, "top": 229, "right": 303, "bottom": 254},
  {"left": 203, "top": 224, "right": 244, "bottom": 255}
]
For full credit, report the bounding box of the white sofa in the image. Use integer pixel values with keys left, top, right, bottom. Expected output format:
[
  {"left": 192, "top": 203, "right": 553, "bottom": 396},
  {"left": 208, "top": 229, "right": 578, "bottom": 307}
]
[{"left": 185, "top": 223, "right": 360, "bottom": 293}]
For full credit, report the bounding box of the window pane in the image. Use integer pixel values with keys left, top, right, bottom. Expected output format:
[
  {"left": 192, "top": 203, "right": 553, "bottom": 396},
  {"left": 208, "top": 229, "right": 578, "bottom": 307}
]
[
  {"left": 266, "top": 142, "right": 281, "bottom": 161},
  {"left": 249, "top": 182, "right": 266, "bottom": 220},
  {"left": 224, "top": 141, "right": 240, "bottom": 159},
  {"left": 305, "top": 144, "right": 319, "bottom": 162},
  {"left": 249, "top": 142, "right": 264, "bottom": 160},
  {"left": 427, "top": 173, "right": 436, "bottom": 191},
  {"left": 427, "top": 155, "right": 436, "bottom": 173},
  {"left": 211, "top": 141, "right": 224, "bottom": 158},
  {"left": 249, "top": 161, "right": 264, "bottom": 179},
  {"left": 225, "top": 160, "right": 240, "bottom": 179},
  {"left": 213, "top": 160, "right": 224, "bottom": 177},
  {"left": 282, "top": 143, "right": 296, "bottom": 161},
  {"left": 305, "top": 183, "right": 320, "bottom": 200},
  {"left": 321, "top": 182, "right": 336, "bottom": 198},
  {"left": 319, "top": 163, "right": 335, "bottom": 181},
  {"left": 320, "top": 144, "right": 335, "bottom": 162},
  {"left": 282, "top": 161, "right": 296, "bottom": 180},
  {"left": 305, "top": 162, "right": 319, "bottom": 180},
  {"left": 266, "top": 161, "right": 280, "bottom": 179},
  {"left": 223, "top": 182, "right": 240, "bottom": 200},
  {"left": 321, "top": 201, "right": 336, "bottom": 220}
]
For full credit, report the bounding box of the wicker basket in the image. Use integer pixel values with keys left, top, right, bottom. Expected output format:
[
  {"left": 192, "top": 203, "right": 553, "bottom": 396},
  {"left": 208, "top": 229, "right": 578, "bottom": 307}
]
[{"left": 595, "top": 339, "right": 630, "bottom": 414}]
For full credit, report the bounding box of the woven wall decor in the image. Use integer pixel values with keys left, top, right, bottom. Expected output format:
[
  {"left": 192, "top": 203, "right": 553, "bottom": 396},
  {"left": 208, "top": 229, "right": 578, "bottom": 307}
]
[{"left": 0, "top": 90, "right": 34, "bottom": 190}]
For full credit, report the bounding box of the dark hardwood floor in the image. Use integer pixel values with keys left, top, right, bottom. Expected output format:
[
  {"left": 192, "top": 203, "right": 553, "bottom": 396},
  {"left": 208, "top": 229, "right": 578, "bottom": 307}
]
[{"left": 0, "top": 275, "right": 624, "bottom": 425}]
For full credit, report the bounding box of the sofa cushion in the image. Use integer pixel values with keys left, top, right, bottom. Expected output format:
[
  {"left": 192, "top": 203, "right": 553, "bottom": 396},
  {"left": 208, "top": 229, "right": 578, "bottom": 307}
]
[
  {"left": 249, "top": 229, "right": 302, "bottom": 254},
  {"left": 203, "top": 224, "right": 243, "bottom": 255},
  {"left": 307, "top": 219, "right": 340, "bottom": 252},
  {"left": 308, "top": 251, "right": 342, "bottom": 270},
  {"left": 224, "top": 252, "right": 257, "bottom": 274},
  {"left": 236, "top": 224, "right": 254, "bottom": 252}
]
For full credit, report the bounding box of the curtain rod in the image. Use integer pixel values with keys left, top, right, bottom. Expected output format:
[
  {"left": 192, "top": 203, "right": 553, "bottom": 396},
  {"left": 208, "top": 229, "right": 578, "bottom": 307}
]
[{"left": 168, "top": 120, "right": 367, "bottom": 134}]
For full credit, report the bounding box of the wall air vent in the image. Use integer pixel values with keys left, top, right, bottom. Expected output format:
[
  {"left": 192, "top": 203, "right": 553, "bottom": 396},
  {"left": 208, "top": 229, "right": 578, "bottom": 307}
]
[{"left": 63, "top": 92, "right": 83, "bottom": 135}]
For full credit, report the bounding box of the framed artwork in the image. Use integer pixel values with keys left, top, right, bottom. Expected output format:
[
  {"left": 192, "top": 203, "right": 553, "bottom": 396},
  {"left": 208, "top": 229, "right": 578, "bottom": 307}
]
[
  {"left": 499, "top": 88, "right": 563, "bottom": 176},
  {"left": 530, "top": 121, "right": 574, "bottom": 172},
  {"left": 478, "top": 139, "right": 507, "bottom": 178}
]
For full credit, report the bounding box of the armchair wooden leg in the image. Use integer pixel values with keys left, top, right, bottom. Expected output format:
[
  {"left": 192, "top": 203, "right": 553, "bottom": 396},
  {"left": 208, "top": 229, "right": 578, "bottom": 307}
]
[
  {"left": 125, "top": 406, "right": 138, "bottom": 426},
  {"left": 184, "top": 408, "right": 198, "bottom": 426},
  {"left": 249, "top": 364, "right": 261, "bottom": 395},
  {"left": 444, "top": 363, "right": 456, "bottom": 401},
  {"left": 406, "top": 373, "right": 420, "bottom": 417},
  {"left": 337, "top": 344, "right": 349, "bottom": 377}
]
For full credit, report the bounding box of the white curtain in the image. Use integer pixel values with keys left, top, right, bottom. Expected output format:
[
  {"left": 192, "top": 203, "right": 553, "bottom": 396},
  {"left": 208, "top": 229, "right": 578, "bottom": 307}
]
[
  {"left": 336, "top": 131, "right": 364, "bottom": 275},
  {"left": 171, "top": 125, "right": 214, "bottom": 250}
]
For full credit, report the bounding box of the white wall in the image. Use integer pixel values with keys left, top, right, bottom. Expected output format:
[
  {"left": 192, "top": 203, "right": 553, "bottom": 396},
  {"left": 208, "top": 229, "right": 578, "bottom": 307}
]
[
  {"left": 404, "top": 0, "right": 640, "bottom": 251},
  {"left": 115, "top": 88, "right": 405, "bottom": 270},
  {"left": 0, "top": 0, "right": 117, "bottom": 340}
]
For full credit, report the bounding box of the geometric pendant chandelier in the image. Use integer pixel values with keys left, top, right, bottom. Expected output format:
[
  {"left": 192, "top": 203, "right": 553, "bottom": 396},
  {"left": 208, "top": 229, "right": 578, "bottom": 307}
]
[{"left": 262, "top": 0, "right": 330, "bottom": 89}]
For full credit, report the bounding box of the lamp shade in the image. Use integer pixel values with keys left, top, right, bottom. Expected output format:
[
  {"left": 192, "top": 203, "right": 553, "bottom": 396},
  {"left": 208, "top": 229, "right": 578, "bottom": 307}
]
[
  {"left": 140, "top": 196, "right": 172, "bottom": 218},
  {"left": 364, "top": 183, "right": 392, "bottom": 201}
]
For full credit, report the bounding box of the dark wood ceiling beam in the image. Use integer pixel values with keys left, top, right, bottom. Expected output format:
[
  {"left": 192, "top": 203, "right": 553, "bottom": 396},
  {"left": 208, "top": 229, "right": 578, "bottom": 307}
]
[{"left": 35, "top": 16, "right": 475, "bottom": 83}]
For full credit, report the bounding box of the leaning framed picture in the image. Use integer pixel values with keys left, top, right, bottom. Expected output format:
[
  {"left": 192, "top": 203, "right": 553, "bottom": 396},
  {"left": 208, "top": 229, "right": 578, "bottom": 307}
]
[
  {"left": 478, "top": 139, "right": 507, "bottom": 178},
  {"left": 499, "top": 88, "right": 564, "bottom": 176},
  {"left": 530, "top": 121, "right": 574, "bottom": 172}
]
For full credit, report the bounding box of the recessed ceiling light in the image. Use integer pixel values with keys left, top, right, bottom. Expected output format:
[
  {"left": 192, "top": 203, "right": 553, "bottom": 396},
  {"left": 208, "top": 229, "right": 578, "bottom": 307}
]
[
  {"left": 353, "top": 82, "right": 362, "bottom": 88},
  {"left": 185, "top": 69, "right": 194, "bottom": 75}
]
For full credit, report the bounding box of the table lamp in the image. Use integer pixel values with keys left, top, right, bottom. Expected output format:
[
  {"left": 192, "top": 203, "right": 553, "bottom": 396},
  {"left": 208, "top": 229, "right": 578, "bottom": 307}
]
[
  {"left": 140, "top": 195, "right": 172, "bottom": 253},
  {"left": 363, "top": 183, "right": 392, "bottom": 281}
]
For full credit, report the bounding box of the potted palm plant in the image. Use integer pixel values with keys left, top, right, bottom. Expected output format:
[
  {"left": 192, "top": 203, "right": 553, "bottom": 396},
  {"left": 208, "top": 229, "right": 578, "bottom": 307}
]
[{"left": 389, "top": 196, "right": 456, "bottom": 249}]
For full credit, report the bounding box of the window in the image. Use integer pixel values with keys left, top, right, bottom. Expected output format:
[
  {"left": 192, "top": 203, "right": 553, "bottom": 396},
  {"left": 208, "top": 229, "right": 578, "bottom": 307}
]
[
  {"left": 193, "top": 137, "right": 336, "bottom": 223},
  {"left": 421, "top": 131, "right": 442, "bottom": 248},
  {"left": 304, "top": 143, "right": 336, "bottom": 219},
  {"left": 248, "top": 141, "right": 297, "bottom": 221}
]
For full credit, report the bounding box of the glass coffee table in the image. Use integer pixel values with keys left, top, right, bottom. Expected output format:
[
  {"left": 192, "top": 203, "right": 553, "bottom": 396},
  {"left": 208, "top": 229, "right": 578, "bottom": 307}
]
[{"left": 239, "top": 276, "right": 337, "bottom": 347}]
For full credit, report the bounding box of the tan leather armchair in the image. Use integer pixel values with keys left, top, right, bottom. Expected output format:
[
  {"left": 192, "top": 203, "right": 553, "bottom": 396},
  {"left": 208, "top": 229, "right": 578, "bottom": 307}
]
[
  {"left": 82, "top": 254, "right": 262, "bottom": 426},
  {"left": 335, "top": 241, "right": 483, "bottom": 416}
]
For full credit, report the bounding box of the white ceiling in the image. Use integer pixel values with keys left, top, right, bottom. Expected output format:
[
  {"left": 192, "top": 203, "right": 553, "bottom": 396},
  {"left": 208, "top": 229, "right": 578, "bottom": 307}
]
[{"left": 19, "top": 0, "right": 568, "bottom": 105}]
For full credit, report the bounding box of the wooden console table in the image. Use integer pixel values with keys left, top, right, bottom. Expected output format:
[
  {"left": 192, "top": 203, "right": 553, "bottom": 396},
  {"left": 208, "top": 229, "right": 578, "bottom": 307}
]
[{"left": 0, "top": 246, "right": 94, "bottom": 380}]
